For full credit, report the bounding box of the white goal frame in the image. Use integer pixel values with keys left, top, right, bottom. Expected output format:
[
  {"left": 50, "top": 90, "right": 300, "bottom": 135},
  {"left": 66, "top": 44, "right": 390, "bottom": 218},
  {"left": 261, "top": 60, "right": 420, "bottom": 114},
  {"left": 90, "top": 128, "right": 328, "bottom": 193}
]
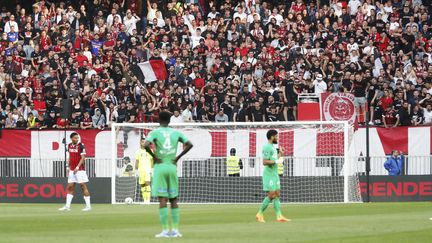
[{"left": 111, "top": 121, "right": 358, "bottom": 204}]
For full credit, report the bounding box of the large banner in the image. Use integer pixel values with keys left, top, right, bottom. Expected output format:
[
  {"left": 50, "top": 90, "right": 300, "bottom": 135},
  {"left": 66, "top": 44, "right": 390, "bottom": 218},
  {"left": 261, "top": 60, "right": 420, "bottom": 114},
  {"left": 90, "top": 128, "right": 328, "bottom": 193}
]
[
  {"left": 0, "top": 178, "right": 111, "bottom": 203},
  {"left": 1, "top": 127, "right": 432, "bottom": 159},
  {"left": 321, "top": 92, "right": 357, "bottom": 126},
  {"left": 359, "top": 175, "right": 432, "bottom": 202},
  {"left": 2, "top": 176, "right": 431, "bottom": 203}
]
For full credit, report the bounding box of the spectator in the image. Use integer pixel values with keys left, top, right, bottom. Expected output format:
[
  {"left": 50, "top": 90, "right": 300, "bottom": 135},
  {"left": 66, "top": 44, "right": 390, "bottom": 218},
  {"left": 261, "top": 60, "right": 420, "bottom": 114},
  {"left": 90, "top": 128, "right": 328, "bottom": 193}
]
[
  {"left": 411, "top": 105, "right": 424, "bottom": 126},
  {"left": 398, "top": 101, "right": 411, "bottom": 126},
  {"left": 80, "top": 111, "right": 93, "bottom": 130},
  {"left": 182, "top": 103, "right": 193, "bottom": 122},
  {"left": 170, "top": 109, "right": 183, "bottom": 124},
  {"left": 382, "top": 106, "right": 400, "bottom": 128},
  {"left": 40, "top": 111, "right": 56, "bottom": 129},
  {"left": 423, "top": 104, "right": 432, "bottom": 125},
  {"left": 384, "top": 150, "right": 404, "bottom": 176},
  {"left": 92, "top": 108, "right": 106, "bottom": 130},
  {"left": 5, "top": 112, "right": 16, "bottom": 128},
  {"left": 311, "top": 74, "right": 327, "bottom": 95},
  {"left": 26, "top": 112, "right": 36, "bottom": 129},
  {"left": 16, "top": 115, "right": 26, "bottom": 129},
  {"left": 251, "top": 101, "right": 265, "bottom": 122},
  {"left": 4, "top": 14, "right": 18, "bottom": 33},
  {"left": 215, "top": 109, "right": 229, "bottom": 122},
  {"left": 0, "top": 0, "right": 432, "bottom": 130},
  {"left": 352, "top": 73, "right": 367, "bottom": 123}
]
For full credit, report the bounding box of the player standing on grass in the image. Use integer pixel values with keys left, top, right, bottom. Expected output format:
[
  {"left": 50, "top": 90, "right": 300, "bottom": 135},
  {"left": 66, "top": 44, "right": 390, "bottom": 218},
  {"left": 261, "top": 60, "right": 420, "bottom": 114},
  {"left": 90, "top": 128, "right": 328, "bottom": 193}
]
[
  {"left": 59, "top": 132, "right": 91, "bottom": 211},
  {"left": 135, "top": 137, "right": 153, "bottom": 204},
  {"left": 256, "top": 129, "right": 290, "bottom": 223},
  {"left": 144, "top": 111, "right": 193, "bottom": 238}
]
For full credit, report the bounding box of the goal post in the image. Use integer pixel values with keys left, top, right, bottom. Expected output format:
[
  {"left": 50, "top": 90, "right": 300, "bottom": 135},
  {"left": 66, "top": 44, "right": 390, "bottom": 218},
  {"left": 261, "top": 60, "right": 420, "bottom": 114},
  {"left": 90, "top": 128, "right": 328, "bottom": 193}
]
[{"left": 111, "top": 121, "right": 362, "bottom": 204}]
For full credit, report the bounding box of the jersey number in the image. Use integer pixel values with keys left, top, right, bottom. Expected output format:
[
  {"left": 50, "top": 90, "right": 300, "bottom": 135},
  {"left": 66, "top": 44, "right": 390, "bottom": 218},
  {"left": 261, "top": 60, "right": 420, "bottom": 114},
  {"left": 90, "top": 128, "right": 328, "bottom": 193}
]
[{"left": 162, "top": 133, "right": 172, "bottom": 150}]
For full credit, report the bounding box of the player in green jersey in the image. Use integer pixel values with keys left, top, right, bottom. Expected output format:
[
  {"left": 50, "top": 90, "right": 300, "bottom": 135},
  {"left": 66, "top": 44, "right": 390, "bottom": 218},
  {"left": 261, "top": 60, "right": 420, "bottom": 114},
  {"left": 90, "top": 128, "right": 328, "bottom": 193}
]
[
  {"left": 256, "top": 129, "right": 290, "bottom": 223},
  {"left": 144, "top": 111, "right": 193, "bottom": 238}
]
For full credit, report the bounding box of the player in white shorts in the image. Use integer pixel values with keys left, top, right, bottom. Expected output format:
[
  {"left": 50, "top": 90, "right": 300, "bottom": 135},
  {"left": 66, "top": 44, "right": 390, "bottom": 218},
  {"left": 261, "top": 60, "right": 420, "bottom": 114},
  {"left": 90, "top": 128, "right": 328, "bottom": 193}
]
[{"left": 59, "top": 132, "right": 91, "bottom": 211}]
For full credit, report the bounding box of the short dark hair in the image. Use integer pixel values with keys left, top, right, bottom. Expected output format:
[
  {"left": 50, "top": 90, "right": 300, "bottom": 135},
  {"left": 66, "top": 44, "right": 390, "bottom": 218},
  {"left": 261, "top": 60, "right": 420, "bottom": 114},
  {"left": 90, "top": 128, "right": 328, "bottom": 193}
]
[
  {"left": 70, "top": 132, "right": 79, "bottom": 139},
  {"left": 266, "top": 129, "right": 278, "bottom": 140},
  {"left": 159, "top": 111, "right": 171, "bottom": 124}
]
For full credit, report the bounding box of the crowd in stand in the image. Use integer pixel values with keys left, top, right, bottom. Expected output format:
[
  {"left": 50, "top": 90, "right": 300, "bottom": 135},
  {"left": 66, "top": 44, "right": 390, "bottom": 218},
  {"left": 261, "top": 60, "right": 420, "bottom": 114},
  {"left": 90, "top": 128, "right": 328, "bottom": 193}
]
[{"left": 1, "top": 0, "right": 432, "bottom": 129}]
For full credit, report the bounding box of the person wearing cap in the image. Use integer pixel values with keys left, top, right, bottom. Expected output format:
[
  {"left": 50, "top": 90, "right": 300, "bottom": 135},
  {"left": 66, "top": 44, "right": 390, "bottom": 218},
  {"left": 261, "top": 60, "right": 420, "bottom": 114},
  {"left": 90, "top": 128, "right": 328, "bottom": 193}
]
[
  {"left": 121, "top": 156, "right": 134, "bottom": 177},
  {"left": 226, "top": 148, "right": 243, "bottom": 177},
  {"left": 311, "top": 74, "right": 327, "bottom": 94}
]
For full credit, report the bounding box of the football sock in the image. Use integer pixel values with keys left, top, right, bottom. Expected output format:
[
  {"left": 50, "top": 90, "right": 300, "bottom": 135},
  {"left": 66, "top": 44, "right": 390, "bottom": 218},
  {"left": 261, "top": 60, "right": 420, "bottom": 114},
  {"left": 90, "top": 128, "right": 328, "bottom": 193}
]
[
  {"left": 66, "top": 194, "right": 73, "bottom": 207},
  {"left": 171, "top": 208, "right": 180, "bottom": 231},
  {"left": 258, "top": 196, "right": 271, "bottom": 214},
  {"left": 159, "top": 207, "right": 169, "bottom": 231},
  {"left": 84, "top": 196, "right": 91, "bottom": 207},
  {"left": 142, "top": 186, "right": 151, "bottom": 202}
]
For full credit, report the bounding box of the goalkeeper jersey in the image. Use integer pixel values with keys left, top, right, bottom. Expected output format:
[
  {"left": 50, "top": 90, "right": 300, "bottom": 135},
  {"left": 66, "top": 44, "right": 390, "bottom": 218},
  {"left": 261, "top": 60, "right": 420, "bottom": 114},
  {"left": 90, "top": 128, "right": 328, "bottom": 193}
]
[{"left": 135, "top": 148, "right": 153, "bottom": 172}]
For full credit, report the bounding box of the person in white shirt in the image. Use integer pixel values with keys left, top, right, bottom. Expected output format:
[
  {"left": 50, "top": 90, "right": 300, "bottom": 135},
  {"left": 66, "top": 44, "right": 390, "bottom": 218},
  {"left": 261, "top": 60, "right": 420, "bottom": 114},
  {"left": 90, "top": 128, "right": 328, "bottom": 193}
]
[
  {"left": 4, "top": 15, "right": 18, "bottom": 33},
  {"left": 331, "top": 0, "right": 343, "bottom": 17},
  {"left": 363, "top": 40, "right": 375, "bottom": 56},
  {"left": 207, "top": 6, "right": 220, "bottom": 19},
  {"left": 348, "top": 0, "right": 362, "bottom": 16},
  {"left": 233, "top": 6, "right": 247, "bottom": 23},
  {"left": 147, "top": 0, "right": 158, "bottom": 22},
  {"left": 311, "top": 74, "right": 328, "bottom": 94},
  {"left": 215, "top": 109, "right": 229, "bottom": 122},
  {"left": 423, "top": 104, "right": 432, "bottom": 124},
  {"left": 247, "top": 7, "right": 260, "bottom": 24},
  {"left": 123, "top": 10, "right": 141, "bottom": 35},
  {"left": 170, "top": 109, "right": 184, "bottom": 124},
  {"left": 190, "top": 29, "right": 204, "bottom": 49},
  {"left": 347, "top": 37, "right": 359, "bottom": 53},
  {"left": 269, "top": 8, "right": 283, "bottom": 26},
  {"left": 182, "top": 103, "right": 193, "bottom": 122},
  {"left": 106, "top": 8, "right": 122, "bottom": 28}
]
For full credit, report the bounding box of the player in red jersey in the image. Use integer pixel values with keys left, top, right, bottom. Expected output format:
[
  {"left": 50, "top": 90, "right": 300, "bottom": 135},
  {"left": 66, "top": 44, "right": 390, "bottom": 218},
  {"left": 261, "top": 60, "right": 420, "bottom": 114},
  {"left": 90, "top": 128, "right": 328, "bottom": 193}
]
[{"left": 59, "top": 132, "right": 91, "bottom": 211}]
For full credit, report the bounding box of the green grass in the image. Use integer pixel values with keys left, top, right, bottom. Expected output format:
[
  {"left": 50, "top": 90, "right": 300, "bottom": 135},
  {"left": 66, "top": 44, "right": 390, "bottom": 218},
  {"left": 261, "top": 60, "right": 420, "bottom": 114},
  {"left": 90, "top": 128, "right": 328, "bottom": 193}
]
[{"left": 0, "top": 203, "right": 431, "bottom": 243}]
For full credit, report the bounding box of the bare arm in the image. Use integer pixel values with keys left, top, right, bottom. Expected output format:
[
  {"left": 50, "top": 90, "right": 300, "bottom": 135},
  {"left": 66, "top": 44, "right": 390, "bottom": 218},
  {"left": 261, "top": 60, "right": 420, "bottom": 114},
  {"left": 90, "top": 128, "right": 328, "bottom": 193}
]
[
  {"left": 74, "top": 154, "right": 86, "bottom": 173},
  {"left": 174, "top": 141, "right": 193, "bottom": 164},
  {"left": 263, "top": 159, "right": 275, "bottom": 165},
  {"left": 394, "top": 115, "right": 400, "bottom": 127},
  {"left": 144, "top": 141, "right": 160, "bottom": 163}
]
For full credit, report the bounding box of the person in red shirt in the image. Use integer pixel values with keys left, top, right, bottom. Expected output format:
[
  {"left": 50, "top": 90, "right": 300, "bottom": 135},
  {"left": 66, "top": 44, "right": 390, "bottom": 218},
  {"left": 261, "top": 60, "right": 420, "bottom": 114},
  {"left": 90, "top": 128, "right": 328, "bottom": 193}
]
[
  {"left": 193, "top": 72, "right": 205, "bottom": 90},
  {"left": 59, "top": 132, "right": 92, "bottom": 211},
  {"left": 291, "top": 0, "right": 306, "bottom": 13},
  {"left": 382, "top": 106, "right": 400, "bottom": 128},
  {"left": 56, "top": 117, "right": 69, "bottom": 129},
  {"left": 380, "top": 90, "right": 394, "bottom": 110},
  {"left": 103, "top": 33, "right": 115, "bottom": 50},
  {"left": 39, "top": 30, "right": 52, "bottom": 52},
  {"left": 75, "top": 49, "right": 89, "bottom": 67},
  {"left": 80, "top": 111, "right": 93, "bottom": 129}
]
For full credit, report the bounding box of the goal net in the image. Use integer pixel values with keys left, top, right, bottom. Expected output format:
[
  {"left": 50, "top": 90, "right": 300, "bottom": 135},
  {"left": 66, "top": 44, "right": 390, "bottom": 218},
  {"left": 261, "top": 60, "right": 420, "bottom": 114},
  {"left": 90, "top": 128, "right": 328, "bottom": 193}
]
[{"left": 111, "top": 121, "right": 362, "bottom": 204}]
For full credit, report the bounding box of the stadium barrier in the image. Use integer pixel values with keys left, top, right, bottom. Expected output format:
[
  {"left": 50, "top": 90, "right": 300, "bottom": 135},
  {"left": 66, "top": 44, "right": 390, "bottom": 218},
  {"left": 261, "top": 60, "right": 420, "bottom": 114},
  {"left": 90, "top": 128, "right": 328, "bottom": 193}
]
[
  {"left": 0, "top": 177, "right": 111, "bottom": 203},
  {"left": 1, "top": 156, "right": 431, "bottom": 178},
  {"left": 1, "top": 176, "right": 431, "bottom": 203},
  {"left": 359, "top": 175, "right": 432, "bottom": 202}
]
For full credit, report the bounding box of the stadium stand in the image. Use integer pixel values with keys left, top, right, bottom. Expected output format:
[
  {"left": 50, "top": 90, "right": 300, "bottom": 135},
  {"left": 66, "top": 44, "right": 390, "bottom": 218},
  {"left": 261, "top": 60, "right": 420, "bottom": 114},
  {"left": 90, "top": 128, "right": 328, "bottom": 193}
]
[{"left": 1, "top": 0, "right": 432, "bottom": 128}]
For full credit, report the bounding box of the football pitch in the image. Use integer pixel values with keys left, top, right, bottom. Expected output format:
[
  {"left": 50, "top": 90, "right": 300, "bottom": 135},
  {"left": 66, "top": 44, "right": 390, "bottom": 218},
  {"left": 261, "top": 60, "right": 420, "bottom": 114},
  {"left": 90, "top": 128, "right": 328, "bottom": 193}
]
[{"left": 1, "top": 202, "right": 431, "bottom": 243}]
